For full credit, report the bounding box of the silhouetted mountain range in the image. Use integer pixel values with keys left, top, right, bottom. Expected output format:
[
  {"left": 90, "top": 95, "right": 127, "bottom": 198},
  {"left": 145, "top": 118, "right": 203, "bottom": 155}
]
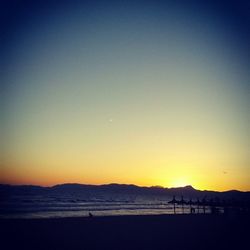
[{"left": 1, "top": 183, "right": 250, "bottom": 200}]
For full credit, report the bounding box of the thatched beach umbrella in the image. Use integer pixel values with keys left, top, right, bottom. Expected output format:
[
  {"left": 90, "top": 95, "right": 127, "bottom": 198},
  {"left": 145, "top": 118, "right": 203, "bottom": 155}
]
[
  {"left": 168, "top": 196, "right": 177, "bottom": 214},
  {"left": 188, "top": 198, "right": 195, "bottom": 214},
  {"left": 201, "top": 197, "right": 207, "bottom": 214},
  {"left": 179, "top": 196, "right": 185, "bottom": 214},
  {"left": 208, "top": 198, "right": 215, "bottom": 214},
  {"left": 196, "top": 198, "right": 201, "bottom": 213}
]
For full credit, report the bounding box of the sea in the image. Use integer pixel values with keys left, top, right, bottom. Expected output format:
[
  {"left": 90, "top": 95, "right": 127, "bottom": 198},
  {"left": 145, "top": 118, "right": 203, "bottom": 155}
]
[{"left": 0, "top": 193, "right": 212, "bottom": 218}]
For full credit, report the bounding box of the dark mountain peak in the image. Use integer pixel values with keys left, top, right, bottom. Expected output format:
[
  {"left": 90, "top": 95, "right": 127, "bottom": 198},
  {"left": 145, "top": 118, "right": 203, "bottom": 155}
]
[
  {"left": 102, "top": 183, "right": 138, "bottom": 188},
  {"left": 51, "top": 183, "right": 97, "bottom": 190},
  {"left": 224, "top": 189, "right": 241, "bottom": 193},
  {"left": 150, "top": 185, "right": 164, "bottom": 189},
  {"left": 52, "top": 183, "right": 83, "bottom": 188},
  {"left": 169, "top": 185, "right": 196, "bottom": 191},
  {"left": 183, "top": 185, "right": 195, "bottom": 190},
  {"left": 100, "top": 183, "right": 141, "bottom": 192}
]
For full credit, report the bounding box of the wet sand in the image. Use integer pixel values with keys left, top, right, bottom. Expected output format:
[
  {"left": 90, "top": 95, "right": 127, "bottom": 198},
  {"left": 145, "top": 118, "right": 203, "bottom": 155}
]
[{"left": 1, "top": 214, "right": 249, "bottom": 250}]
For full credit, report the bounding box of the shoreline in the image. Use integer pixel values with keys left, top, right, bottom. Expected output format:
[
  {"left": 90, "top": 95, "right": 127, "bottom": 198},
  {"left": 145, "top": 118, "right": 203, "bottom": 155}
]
[{"left": 0, "top": 211, "right": 245, "bottom": 219}]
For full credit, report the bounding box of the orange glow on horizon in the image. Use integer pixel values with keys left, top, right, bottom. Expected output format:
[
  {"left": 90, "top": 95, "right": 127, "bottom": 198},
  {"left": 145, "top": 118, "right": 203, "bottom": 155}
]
[{"left": 1, "top": 162, "right": 250, "bottom": 192}]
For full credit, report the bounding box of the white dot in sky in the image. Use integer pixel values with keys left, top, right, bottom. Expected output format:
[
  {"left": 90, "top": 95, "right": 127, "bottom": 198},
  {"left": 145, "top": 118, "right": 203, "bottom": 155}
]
[{"left": 109, "top": 118, "right": 113, "bottom": 122}]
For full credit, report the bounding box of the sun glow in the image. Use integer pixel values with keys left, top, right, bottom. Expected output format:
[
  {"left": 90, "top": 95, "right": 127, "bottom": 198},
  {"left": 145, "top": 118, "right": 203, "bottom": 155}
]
[{"left": 170, "top": 178, "right": 190, "bottom": 188}]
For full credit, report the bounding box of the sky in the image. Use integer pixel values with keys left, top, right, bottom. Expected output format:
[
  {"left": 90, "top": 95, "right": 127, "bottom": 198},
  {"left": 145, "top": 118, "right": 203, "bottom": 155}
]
[{"left": 1, "top": 0, "right": 250, "bottom": 191}]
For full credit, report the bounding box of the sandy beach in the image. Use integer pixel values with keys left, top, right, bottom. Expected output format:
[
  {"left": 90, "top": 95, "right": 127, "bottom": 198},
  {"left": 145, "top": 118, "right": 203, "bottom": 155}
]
[{"left": 1, "top": 214, "right": 249, "bottom": 250}]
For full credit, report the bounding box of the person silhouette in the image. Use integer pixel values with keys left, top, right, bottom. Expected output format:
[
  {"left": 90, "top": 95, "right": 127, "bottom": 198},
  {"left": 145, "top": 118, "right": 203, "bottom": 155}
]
[{"left": 89, "top": 212, "right": 93, "bottom": 218}]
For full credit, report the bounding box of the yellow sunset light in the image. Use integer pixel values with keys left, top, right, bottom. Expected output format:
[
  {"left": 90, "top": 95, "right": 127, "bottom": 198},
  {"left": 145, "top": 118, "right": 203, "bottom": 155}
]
[{"left": 170, "top": 177, "right": 190, "bottom": 188}]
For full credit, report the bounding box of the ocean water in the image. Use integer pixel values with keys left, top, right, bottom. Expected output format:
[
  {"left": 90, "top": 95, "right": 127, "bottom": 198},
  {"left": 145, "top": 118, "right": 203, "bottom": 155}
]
[{"left": 0, "top": 193, "right": 212, "bottom": 218}]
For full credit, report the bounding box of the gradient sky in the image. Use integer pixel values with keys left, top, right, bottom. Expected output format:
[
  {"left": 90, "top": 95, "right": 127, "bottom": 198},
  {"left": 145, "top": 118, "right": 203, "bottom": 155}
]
[{"left": 1, "top": 0, "right": 250, "bottom": 191}]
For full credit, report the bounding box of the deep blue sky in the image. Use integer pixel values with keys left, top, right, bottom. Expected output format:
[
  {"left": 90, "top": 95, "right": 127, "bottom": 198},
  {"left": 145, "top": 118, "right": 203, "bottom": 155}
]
[{"left": 1, "top": 0, "right": 250, "bottom": 190}]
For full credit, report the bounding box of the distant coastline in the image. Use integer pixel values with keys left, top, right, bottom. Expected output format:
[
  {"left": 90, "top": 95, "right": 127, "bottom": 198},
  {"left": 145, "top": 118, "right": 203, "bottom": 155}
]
[{"left": 1, "top": 182, "right": 250, "bottom": 199}]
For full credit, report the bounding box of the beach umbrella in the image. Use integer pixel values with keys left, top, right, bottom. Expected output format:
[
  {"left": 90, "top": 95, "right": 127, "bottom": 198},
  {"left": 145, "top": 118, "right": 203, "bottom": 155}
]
[
  {"left": 196, "top": 198, "right": 201, "bottom": 214},
  {"left": 168, "top": 196, "right": 177, "bottom": 214},
  {"left": 188, "top": 198, "right": 195, "bottom": 214},
  {"left": 201, "top": 197, "right": 207, "bottom": 214},
  {"left": 180, "top": 196, "right": 185, "bottom": 214},
  {"left": 208, "top": 198, "right": 214, "bottom": 214}
]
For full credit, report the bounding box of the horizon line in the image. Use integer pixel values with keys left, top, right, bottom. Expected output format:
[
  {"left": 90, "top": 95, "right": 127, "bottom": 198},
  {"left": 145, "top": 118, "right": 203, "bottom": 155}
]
[{"left": 1, "top": 182, "right": 249, "bottom": 193}]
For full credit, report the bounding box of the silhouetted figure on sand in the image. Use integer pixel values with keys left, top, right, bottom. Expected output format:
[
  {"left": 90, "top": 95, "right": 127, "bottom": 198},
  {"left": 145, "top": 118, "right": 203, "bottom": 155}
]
[{"left": 89, "top": 212, "right": 93, "bottom": 218}]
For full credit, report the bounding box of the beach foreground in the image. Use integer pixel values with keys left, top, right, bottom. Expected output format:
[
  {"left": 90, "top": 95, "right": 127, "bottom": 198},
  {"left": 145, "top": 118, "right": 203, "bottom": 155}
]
[{"left": 1, "top": 214, "right": 249, "bottom": 250}]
